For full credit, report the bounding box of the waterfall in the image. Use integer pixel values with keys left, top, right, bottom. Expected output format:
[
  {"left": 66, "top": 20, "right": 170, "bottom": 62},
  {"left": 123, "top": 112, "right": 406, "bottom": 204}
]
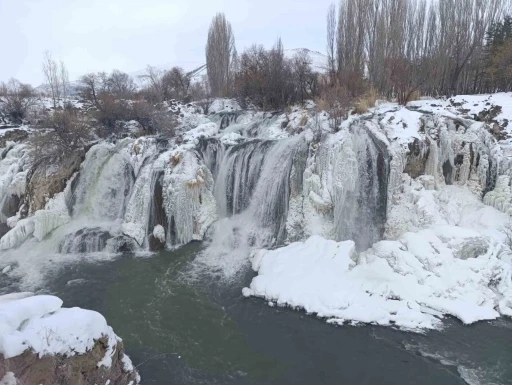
[
  {"left": 197, "top": 138, "right": 225, "bottom": 179},
  {"left": 8, "top": 102, "right": 511, "bottom": 282},
  {"left": 334, "top": 126, "right": 389, "bottom": 249},
  {"left": 51, "top": 138, "right": 154, "bottom": 254},
  {"left": 190, "top": 136, "right": 308, "bottom": 277},
  {"left": 306, "top": 124, "right": 389, "bottom": 250},
  {"left": 71, "top": 140, "right": 135, "bottom": 221}
]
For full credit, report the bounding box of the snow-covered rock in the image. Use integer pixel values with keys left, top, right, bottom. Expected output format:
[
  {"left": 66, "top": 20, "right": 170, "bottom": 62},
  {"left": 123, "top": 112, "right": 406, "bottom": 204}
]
[{"left": 0, "top": 293, "right": 140, "bottom": 385}]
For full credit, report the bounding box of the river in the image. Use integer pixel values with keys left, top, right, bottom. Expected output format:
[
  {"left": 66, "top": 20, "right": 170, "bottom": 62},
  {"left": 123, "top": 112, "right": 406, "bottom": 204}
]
[{"left": 1, "top": 243, "right": 509, "bottom": 385}]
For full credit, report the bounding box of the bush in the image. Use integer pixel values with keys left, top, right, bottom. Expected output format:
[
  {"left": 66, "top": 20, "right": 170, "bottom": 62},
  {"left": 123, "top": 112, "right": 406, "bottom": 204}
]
[
  {"left": 0, "top": 79, "right": 36, "bottom": 124},
  {"left": 316, "top": 83, "right": 352, "bottom": 131},
  {"left": 29, "top": 110, "right": 93, "bottom": 164},
  {"left": 129, "top": 101, "right": 177, "bottom": 137}
]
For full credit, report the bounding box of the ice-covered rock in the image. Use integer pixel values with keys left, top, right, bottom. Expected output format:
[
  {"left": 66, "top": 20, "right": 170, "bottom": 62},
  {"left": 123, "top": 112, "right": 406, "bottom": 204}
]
[
  {"left": 162, "top": 149, "right": 217, "bottom": 246},
  {"left": 0, "top": 218, "right": 35, "bottom": 250}
]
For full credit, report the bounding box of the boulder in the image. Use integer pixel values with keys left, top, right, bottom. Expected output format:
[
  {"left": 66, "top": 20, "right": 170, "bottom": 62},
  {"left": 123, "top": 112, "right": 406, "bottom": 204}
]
[{"left": 0, "top": 338, "right": 139, "bottom": 385}]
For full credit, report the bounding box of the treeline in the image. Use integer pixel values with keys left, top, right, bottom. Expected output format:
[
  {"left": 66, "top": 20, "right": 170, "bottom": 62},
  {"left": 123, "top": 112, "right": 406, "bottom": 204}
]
[
  {"left": 205, "top": 14, "right": 318, "bottom": 110},
  {"left": 328, "top": 0, "right": 512, "bottom": 103},
  {"left": 3, "top": 0, "right": 512, "bottom": 131},
  {"left": 206, "top": 0, "right": 512, "bottom": 110}
]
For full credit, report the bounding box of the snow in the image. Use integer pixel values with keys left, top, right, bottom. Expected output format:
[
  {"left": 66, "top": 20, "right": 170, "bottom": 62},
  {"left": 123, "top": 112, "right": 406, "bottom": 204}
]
[
  {"left": 208, "top": 99, "right": 241, "bottom": 114},
  {"left": 0, "top": 126, "right": 30, "bottom": 137},
  {"left": 0, "top": 372, "right": 17, "bottom": 385},
  {"left": 284, "top": 48, "right": 328, "bottom": 73},
  {"left": 121, "top": 222, "right": 146, "bottom": 247},
  {"left": 378, "top": 106, "right": 423, "bottom": 144},
  {"left": 153, "top": 225, "right": 165, "bottom": 243},
  {"left": 182, "top": 122, "right": 218, "bottom": 147},
  {"left": 410, "top": 93, "right": 512, "bottom": 131},
  {"left": 0, "top": 293, "right": 120, "bottom": 367},
  {"left": 244, "top": 228, "right": 512, "bottom": 331},
  {"left": 219, "top": 132, "right": 243, "bottom": 145}
]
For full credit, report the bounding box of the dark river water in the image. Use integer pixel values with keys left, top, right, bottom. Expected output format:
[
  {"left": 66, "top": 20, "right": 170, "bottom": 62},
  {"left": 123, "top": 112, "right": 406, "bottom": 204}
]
[{"left": 3, "top": 243, "right": 511, "bottom": 385}]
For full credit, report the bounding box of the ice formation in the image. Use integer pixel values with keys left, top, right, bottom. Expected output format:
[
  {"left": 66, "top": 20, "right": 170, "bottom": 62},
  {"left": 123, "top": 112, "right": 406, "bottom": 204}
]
[{"left": 2, "top": 94, "right": 512, "bottom": 332}]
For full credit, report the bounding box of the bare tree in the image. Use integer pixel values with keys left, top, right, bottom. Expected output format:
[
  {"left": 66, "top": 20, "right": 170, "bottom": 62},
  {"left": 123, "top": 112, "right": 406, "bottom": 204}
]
[
  {"left": 293, "top": 50, "right": 314, "bottom": 106},
  {"left": 206, "top": 13, "right": 236, "bottom": 97},
  {"left": 129, "top": 100, "right": 177, "bottom": 136},
  {"left": 327, "top": 0, "right": 510, "bottom": 99},
  {"left": 42, "top": 51, "right": 61, "bottom": 108},
  {"left": 28, "top": 109, "right": 93, "bottom": 167},
  {"left": 60, "top": 60, "right": 70, "bottom": 102},
  {"left": 0, "top": 79, "right": 36, "bottom": 123},
  {"left": 327, "top": 3, "right": 337, "bottom": 82},
  {"left": 108, "top": 69, "right": 136, "bottom": 99},
  {"left": 162, "top": 67, "right": 191, "bottom": 101},
  {"left": 139, "top": 66, "right": 164, "bottom": 103},
  {"left": 79, "top": 73, "right": 102, "bottom": 108},
  {"left": 317, "top": 81, "right": 352, "bottom": 131}
]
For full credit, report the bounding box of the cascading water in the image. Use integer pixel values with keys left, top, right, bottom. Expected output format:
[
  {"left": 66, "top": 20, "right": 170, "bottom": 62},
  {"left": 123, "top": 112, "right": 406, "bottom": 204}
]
[
  {"left": 304, "top": 123, "right": 389, "bottom": 251},
  {"left": 192, "top": 135, "right": 308, "bottom": 277},
  {"left": 334, "top": 125, "right": 389, "bottom": 249}
]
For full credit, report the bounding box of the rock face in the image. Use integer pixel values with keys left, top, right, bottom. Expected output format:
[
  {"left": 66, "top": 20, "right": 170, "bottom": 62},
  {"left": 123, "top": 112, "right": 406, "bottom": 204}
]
[
  {"left": 0, "top": 338, "right": 139, "bottom": 385},
  {"left": 26, "top": 150, "right": 84, "bottom": 214},
  {"left": 0, "top": 130, "right": 28, "bottom": 149}
]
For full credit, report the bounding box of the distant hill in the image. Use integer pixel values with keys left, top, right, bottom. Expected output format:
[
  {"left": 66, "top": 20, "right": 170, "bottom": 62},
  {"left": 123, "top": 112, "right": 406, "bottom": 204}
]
[
  {"left": 284, "top": 48, "right": 328, "bottom": 73},
  {"left": 129, "top": 48, "right": 328, "bottom": 83}
]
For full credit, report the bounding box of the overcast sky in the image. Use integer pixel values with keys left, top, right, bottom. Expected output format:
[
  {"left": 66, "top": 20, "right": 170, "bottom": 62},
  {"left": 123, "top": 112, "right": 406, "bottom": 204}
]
[{"left": 1, "top": 0, "right": 333, "bottom": 85}]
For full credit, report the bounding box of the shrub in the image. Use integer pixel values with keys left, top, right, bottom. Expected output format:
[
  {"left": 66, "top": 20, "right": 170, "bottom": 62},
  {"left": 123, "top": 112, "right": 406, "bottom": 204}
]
[
  {"left": 0, "top": 79, "right": 36, "bottom": 124},
  {"left": 129, "top": 101, "right": 177, "bottom": 137}
]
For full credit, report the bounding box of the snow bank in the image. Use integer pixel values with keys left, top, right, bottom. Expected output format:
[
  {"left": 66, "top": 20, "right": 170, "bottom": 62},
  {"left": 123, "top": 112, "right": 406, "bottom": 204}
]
[
  {"left": 378, "top": 106, "right": 423, "bottom": 144},
  {"left": 410, "top": 93, "right": 512, "bottom": 131},
  {"left": 243, "top": 230, "right": 512, "bottom": 331},
  {"left": 182, "top": 122, "right": 218, "bottom": 147},
  {"left": 0, "top": 293, "right": 119, "bottom": 365},
  {"left": 208, "top": 99, "right": 241, "bottom": 114}
]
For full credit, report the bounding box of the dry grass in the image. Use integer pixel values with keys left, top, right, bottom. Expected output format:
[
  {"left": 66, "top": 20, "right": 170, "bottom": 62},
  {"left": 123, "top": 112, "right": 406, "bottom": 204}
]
[
  {"left": 315, "top": 97, "right": 329, "bottom": 112},
  {"left": 355, "top": 88, "right": 379, "bottom": 114},
  {"left": 299, "top": 115, "right": 309, "bottom": 127},
  {"left": 354, "top": 100, "right": 369, "bottom": 114},
  {"left": 170, "top": 152, "right": 183, "bottom": 166},
  {"left": 406, "top": 90, "right": 421, "bottom": 104}
]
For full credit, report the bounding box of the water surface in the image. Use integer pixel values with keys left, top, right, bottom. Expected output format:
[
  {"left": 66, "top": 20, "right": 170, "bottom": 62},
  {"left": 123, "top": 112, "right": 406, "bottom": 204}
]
[{"left": 11, "top": 244, "right": 512, "bottom": 385}]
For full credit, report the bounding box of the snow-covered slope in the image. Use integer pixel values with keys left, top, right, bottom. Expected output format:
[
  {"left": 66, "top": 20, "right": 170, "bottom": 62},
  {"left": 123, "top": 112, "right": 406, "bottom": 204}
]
[{"left": 284, "top": 48, "right": 328, "bottom": 73}]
